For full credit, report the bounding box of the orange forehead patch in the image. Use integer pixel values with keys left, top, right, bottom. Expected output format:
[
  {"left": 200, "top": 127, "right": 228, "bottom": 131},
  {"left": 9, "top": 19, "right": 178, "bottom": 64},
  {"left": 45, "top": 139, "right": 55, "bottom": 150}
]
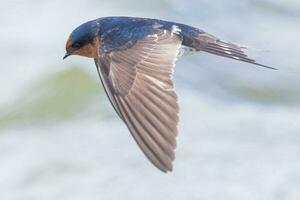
[
  {"left": 72, "top": 44, "right": 95, "bottom": 58},
  {"left": 65, "top": 36, "right": 99, "bottom": 58},
  {"left": 72, "top": 37, "right": 100, "bottom": 58},
  {"left": 65, "top": 37, "right": 73, "bottom": 50}
]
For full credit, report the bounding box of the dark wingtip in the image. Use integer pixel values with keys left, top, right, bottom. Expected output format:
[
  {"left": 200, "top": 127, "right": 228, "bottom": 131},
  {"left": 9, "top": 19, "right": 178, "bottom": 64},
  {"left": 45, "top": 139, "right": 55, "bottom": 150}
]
[{"left": 253, "top": 62, "right": 278, "bottom": 70}]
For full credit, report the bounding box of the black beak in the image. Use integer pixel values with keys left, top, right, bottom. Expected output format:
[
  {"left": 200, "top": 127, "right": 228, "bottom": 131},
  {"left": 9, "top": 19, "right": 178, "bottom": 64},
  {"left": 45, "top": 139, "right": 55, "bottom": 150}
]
[{"left": 63, "top": 52, "right": 71, "bottom": 60}]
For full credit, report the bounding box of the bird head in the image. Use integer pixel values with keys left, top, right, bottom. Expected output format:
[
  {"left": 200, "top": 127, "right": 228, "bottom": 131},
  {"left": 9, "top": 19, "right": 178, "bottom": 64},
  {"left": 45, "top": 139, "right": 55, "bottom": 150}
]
[{"left": 64, "top": 21, "right": 99, "bottom": 59}]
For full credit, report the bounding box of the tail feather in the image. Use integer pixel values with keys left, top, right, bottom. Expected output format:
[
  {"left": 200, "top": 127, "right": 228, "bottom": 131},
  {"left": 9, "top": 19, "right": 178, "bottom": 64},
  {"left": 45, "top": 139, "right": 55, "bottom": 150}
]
[
  {"left": 203, "top": 39, "right": 277, "bottom": 70},
  {"left": 180, "top": 28, "right": 277, "bottom": 70}
]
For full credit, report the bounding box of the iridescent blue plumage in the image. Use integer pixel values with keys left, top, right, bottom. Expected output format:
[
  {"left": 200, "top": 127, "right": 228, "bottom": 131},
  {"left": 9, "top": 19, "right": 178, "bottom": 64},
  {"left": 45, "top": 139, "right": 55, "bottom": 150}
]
[
  {"left": 68, "top": 17, "right": 206, "bottom": 53},
  {"left": 95, "top": 17, "right": 205, "bottom": 52},
  {"left": 69, "top": 20, "right": 98, "bottom": 46},
  {"left": 67, "top": 17, "right": 275, "bottom": 69}
]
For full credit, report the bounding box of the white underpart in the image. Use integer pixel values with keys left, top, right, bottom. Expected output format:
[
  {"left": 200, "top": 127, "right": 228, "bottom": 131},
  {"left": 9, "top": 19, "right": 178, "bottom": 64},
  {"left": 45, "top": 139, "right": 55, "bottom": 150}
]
[
  {"left": 178, "top": 45, "right": 197, "bottom": 57},
  {"left": 171, "top": 25, "right": 181, "bottom": 35},
  {"left": 170, "top": 25, "right": 197, "bottom": 58}
]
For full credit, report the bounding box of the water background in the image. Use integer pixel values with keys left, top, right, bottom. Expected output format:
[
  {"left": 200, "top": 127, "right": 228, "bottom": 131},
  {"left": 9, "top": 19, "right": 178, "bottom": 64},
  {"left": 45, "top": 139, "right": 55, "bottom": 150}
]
[{"left": 0, "top": 0, "right": 300, "bottom": 199}]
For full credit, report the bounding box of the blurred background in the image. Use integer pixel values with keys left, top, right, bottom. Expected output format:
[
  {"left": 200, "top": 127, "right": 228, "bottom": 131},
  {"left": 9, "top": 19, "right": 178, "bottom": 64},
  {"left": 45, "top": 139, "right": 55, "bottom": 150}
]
[{"left": 0, "top": 0, "right": 300, "bottom": 199}]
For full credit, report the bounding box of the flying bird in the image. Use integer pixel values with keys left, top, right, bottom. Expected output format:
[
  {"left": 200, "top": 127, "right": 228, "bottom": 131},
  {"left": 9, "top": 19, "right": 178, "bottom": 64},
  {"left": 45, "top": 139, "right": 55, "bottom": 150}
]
[{"left": 64, "top": 16, "right": 275, "bottom": 172}]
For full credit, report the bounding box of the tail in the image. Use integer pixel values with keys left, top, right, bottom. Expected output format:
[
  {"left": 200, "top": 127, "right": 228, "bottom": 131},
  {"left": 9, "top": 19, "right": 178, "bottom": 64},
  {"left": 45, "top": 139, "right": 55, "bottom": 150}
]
[{"left": 178, "top": 25, "right": 277, "bottom": 70}]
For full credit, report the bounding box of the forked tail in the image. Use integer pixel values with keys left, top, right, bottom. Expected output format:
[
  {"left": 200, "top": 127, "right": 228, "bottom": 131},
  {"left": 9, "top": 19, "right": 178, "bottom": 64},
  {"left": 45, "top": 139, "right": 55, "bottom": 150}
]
[{"left": 177, "top": 24, "right": 277, "bottom": 70}]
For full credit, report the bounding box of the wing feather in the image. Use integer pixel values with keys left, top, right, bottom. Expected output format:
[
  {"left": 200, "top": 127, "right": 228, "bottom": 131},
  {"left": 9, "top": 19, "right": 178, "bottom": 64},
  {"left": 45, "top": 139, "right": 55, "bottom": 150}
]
[{"left": 95, "top": 30, "right": 182, "bottom": 172}]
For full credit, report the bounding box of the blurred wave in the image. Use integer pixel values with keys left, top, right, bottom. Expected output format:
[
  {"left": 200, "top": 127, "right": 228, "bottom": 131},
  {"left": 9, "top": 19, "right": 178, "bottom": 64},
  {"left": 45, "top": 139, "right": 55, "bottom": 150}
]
[
  {"left": 0, "top": 0, "right": 300, "bottom": 200},
  {"left": 0, "top": 68, "right": 110, "bottom": 129}
]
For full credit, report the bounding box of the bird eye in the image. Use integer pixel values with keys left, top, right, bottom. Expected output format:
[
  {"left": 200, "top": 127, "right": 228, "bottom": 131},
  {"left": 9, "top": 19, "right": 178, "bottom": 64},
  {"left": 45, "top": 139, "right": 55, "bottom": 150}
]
[{"left": 72, "top": 42, "right": 81, "bottom": 49}]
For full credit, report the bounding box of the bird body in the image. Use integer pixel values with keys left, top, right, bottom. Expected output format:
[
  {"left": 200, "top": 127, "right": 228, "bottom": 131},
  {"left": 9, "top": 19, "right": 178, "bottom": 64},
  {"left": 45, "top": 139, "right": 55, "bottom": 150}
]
[{"left": 64, "top": 16, "right": 275, "bottom": 172}]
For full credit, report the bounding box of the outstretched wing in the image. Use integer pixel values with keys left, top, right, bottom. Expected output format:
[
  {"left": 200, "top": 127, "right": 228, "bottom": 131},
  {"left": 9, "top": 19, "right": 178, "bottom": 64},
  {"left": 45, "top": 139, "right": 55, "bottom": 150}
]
[{"left": 95, "top": 29, "right": 182, "bottom": 172}]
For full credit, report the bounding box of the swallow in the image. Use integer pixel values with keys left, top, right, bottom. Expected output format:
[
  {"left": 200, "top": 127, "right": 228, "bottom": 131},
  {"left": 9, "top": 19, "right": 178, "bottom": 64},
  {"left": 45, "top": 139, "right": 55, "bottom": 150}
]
[{"left": 64, "top": 16, "right": 275, "bottom": 172}]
